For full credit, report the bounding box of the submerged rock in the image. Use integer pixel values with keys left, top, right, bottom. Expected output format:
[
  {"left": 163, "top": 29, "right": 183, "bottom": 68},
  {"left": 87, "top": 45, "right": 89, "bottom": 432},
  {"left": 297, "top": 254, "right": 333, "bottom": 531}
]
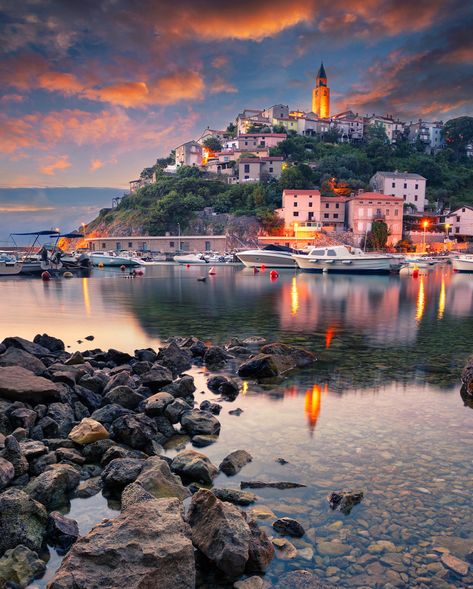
[
  {"left": 49, "top": 497, "right": 195, "bottom": 589},
  {"left": 441, "top": 553, "right": 469, "bottom": 576},
  {"left": 273, "top": 517, "right": 305, "bottom": 538},
  {"left": 328, "top": 489, "right": 364, "bottom": 515},
  {"left": 212, "top": 488, "right": 257, "bottom": 506},
  {"left": 274, "top": 570, "right": 332, "bottom": 588},
  {"left": 0, "top": 545, "right": 46, "bottom": 588},
  {"left": 241, "top": 481, "right": 306, "bottom": 490},
  {"left": 171, "top": 449, "right": 218, "bottom": 485},
  {"left": 0, "top": 488, "right": 48, "bottom": 555},
  {"left": 238, "top": 344, "right": 316, "bottom": 380}
]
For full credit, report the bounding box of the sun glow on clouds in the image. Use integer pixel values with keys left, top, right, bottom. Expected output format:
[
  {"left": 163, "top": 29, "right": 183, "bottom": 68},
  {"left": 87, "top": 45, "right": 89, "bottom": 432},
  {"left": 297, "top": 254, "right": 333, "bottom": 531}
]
[
  {"left": 40, "top": 155, "right": 71, "bottom": 175},
  {"left": 0, "top": 204, "right": 55, "bottom": 213}
]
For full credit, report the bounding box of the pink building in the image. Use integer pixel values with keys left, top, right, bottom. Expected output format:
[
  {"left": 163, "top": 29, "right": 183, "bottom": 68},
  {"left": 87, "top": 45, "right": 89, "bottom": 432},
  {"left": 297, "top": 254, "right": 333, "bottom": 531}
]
[
  {"left": 346, "top": 192, "right": 403, "bottom": 246},
  {"left": 278, "top": 189, "right": 322, "bottom": 228},
  {"left": 238, "top": 156, "right": 283, "bottom": 182}
]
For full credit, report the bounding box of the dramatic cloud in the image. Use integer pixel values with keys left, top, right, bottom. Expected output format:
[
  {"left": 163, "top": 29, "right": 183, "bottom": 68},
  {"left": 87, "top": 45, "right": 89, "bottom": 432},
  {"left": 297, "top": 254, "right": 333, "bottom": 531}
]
[{"left": 40, "top": 155, "right": 71, "bottom": 175}]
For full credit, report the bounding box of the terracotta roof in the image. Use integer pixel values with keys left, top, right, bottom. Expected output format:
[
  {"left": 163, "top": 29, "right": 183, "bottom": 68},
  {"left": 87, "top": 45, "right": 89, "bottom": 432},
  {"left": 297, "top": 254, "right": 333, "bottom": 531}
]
[
  {"left": 283, "top": 189, "right": 320, "bottom": 195},
  {"left": 350, "top": 192, "right": 403, "bottom": 201}
]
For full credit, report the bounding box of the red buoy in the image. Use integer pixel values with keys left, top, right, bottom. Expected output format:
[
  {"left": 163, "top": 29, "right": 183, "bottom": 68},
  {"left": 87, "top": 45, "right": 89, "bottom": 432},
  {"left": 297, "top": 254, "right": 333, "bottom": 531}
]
[
  {"left": 208, "top": 266, "right": 216, "bottom": 275},
  {"left": 120, "top": 265, "right": 126, "bottom": 272},
  {"left": 261, "top": 264, "right": 266, "bottom": 271},
  {"left": 412, "top": 268, "right": 419, "bottom": 279},
  {"left": 269, "top": 270, "right": 279, "bottom": 279},
  {"left": 186, "top": 264, "right": 190, "bottom": 269},
  {"left": 136, "top": 269, "right": 144, "bottom": 276},
  {"left": 41, "top": 271, "right": 51, "bottom": 281}
]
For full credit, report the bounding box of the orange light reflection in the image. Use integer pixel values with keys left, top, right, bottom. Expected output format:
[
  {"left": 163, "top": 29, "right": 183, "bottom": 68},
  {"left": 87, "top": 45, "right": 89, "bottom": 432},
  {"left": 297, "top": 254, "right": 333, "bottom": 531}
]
[
  {"left": 290, "top": 276, "right": 299, "bottom": 316},
  {"left": 325, "top": 326, "right": 335, "bottom": 348},
  {"left": 438, "top": 275, "right": 446, "bottom": 320},
  {"left": 416, "top": 275, "right": 425, "bottom": 322},
  {"left": 304, "top": 385, "right": 321, "bottom": 435},
  {"left": 82, "top": 277, "right": 91, "bottom": 316}
]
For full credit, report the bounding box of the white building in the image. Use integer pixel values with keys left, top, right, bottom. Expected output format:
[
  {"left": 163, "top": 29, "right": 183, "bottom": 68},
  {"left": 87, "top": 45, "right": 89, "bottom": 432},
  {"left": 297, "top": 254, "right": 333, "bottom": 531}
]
[
  {"left": 407, "top": 120, "right": 444, "bottom": 153},
  {"left": 445, "top": 206, "right": 473, "bottom": 238},
  {"left": 175, "top": 141, "right": 203, "bottom": 167},
  {"left": 370, "top": 171, "right": 427, "bottom": 212}
]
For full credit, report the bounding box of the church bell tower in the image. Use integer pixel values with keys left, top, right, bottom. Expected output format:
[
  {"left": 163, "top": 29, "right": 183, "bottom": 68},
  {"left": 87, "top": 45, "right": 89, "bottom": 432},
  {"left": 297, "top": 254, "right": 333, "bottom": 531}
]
[{"left": 312, "top": 62, "right": 330, "bottom": 118}]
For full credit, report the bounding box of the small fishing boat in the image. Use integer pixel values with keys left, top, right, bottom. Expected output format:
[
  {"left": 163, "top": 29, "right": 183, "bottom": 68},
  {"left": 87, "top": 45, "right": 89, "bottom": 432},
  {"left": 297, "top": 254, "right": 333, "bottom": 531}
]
[
  {"left": 237, "top": 245, "right": 300, "bottom": 268},
  {"left": 174, "top": 253, "right": 209, "bottom": 265},
  {"left": 452, "top": 255, "right": 473, "bottom": 273},
  {"left": 0, "top": 252, "right": 22, "bottom": 276},
  {"left": 293, "top": 245, "right": 401, "bottom": 274}
]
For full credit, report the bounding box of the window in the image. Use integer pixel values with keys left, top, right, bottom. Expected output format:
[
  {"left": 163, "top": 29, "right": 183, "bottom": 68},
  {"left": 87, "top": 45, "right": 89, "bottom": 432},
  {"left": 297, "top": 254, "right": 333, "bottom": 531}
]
[
  {"left": 116, "top": 242, "right": 121, "bottom": 250},
  {"left": 325, "top": 203, "right": 329, "bottom": 208},
  {"left": 128, "top": 242, "right": 133, "bottom": 248},
  {"left": 293, "top": 212, "right": 299, "bottom": 217},
  {"left": 403, "top": 195, "right": 406, "bottom": 200},
  {"left": 415, "top": 183, "right": 419, "bottom": 189},
  {"left": 415, "top": 195, "right": 418, "bottom": 201},
  {"left": 336, "top": 203, "right": 339, "bottom": 209},
  {"left": 456, "top": 227, "right": 460, "bottom": 234},
  {"left": 205, "top": 241, "right": 211, "bottom": 251},
  {"left": 324, "top": 213, "right": 329, "bottom": 218},
  {"left": 327, "top": 249, "right": 336, "bottom": 256},
  {"left": 308, "top": 212, "right": 314, "bottom": 220},
  {"left": 457, "top": 216, "right": 461, "bottom": 222},
  {"left": 244, "top": 141, "right": 248, "bottom": 146},
  {"left": 269, "top": 167, "right": 273, "bottom": 173},
  {"left": 244, "top": 164, "right": 250, "bottom": 173},
  {"left": 462, "top": 208, "right": 466, "bottom": 213},
  {"left": 294, "top": 202, "right": 298, "bottom": 207},
  {"left": 101, "top": 243, "right": 106, "bottom": 249},
  {"left": 394, "top": 209, "right": 399, "bottom": 216},
  {"left": 403, "top": 183, "right": 407, "bottom": 189},
  {"left": 309, "top": 202, "right": 313, "bottom": 207},
  {"left": 333, "top": 213, "right": 339, "bottom": 219},
  {"left": 169, "top": 241, "right": 175, "bottom": 248},
  {"left": 312, "top": 250, "right": 325, "bottom": 255},
  {"left": 392, "top": 182, "right": 395, "bottom": 188},
  {"left": 244, "top": 175, "right": 249, "bottom": 180}
]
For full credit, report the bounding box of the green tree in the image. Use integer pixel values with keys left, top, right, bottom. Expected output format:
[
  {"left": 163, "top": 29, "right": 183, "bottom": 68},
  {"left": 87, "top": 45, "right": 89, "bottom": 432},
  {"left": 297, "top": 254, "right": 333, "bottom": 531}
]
[
  {"left": 203, "top": 137, "right": 223, "bottom": 152},
  {"left": 279, "top": 164, "right": 313, "bottom": 190},
  {"left": 226, "top": 122, "right": 236, "bottom": 136},
  {"left": 443, "top": 117, "right": 473, "bottom": 158},
  {"left": 366, "top": 220, "right": 390, "bottom": 250}
]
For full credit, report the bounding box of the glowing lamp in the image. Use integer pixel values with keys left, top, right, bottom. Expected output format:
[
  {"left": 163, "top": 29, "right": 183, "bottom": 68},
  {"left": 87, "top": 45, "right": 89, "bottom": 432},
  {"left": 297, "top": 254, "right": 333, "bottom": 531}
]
[{"left": 422, "top": 220, "right": 429, "bottom": 229}]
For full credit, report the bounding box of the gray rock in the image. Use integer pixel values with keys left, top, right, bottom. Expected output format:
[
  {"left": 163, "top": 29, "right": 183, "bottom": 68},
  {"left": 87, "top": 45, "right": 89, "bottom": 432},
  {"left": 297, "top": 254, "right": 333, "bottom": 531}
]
[
  {"left": 90, "top": 404, "right": 132, "bottom": 425},
  {"left": 192, "top": 434, "right": 218, "bottom": 448},
  {"left": 328, "top": 490, "right": 364, "bottom": 515},
  {"left": 157, "top": 341, "right": 192, "bottom": 375},
  {"left": 101, "top": 458, "right": 145, "bottom": 491},
  {"left": 74, "top": 385, "right": 103, "bottom": 411},
  {"left": 273, "top": 517, "right": 305, "bottom": 538},
  {"left": 128, "top": 456, "right": 190, "bottom": 501},
  {"left": 47, "top": 403, "right": 75, "bottom": 438},
  {"left": 143, "top": 392, "right": 174, "bottom": 416},
  {"left": 0, "top": 488, "right": 48, "bottom": 555},
  {"left": 0, "top": 457, "right": 14, "bottom": 489},
  {"left": 238, "top": 344, "right": 316, "bottom": 380},
  {"left": 274, "top": 570, "right": 332, "bottom": 588},
  {"left": 110, "top": 413, "right": 162, "bottom": 450},
  {"left": 120, "top": 482, "right": 156, "bottom": 509},
  {"left": 2, "top": 435, "right": 29, "bottom": 477},
  {"left": 134, "top": 348, "right": 157, "bottom": 363},
  {"left": 220, "top": 450, "right": 253, "bottom": 476},
  {"left": 102, "top": 371, "right": 135, "bottom": 395},
  {"left": 48, "top": 497, "right": 195, "bottom": 589},
  {"left": 2, "top": 336, "right": 50, "bottom": 358},
  {"left": 107, "top": 349, "right": 134, "bottom": 365},
  {"left": 64, "top": 351, "right": 85, "bottom": 366},
  {"left": 100, "top": 445, "right": 147, "bottom": 466},
  {"left": 241, "top": 481, "right": 306, "bottom": 490},
  {"left": 0, "top": 366, "right": 60, "bottom": 403},
  {"left": 47, "top": 511, "right": 79, "bottom": 550},
  {"left": 204, "top": 346, "right": 229, "bottom": 366},
  {"left": 180, "top": 409, "right": 221, "bottom": 436},
  {"left": 77, "top": 373, "right": 106, "bottom": 395},
  {"left": 81, "top": 439, "right": 115, "bottom": 462},
  {"left": 103, "top": 386, "right": 144, "bottom": 409},
  {"left": 141, "top": 366, "right": 173, "bottom": 390},
  {"left": 163, "top": 375, "right": 196, "bottom": 398},
  {"left": 234, "top": 577, "right": 271, "bottom": 589},
  {"left": 29, "top": 451, "right": 57, "bottom": 476},
  {"left": 200, "top": 400, "right": 222, "bottom": 415},
  {"left": 213, "top": 488, "right": 258, "bottom": 506},
  {"left": 73, "top": 477, "right": 102, "bottom": 499},
  {"left": 207, "top": 375, "right": 239, "bottom": 399},
  {"left": 0, "top": 544, "right": 46, "bottom": 588},
  {"left": 171, "top": 450, "right": 218, "bottom": 485},
  {"left": 26, "top": 463, "right": 80, "bottom": 509},
  {"left": 164, "top": 398, "right": 192, "bottom": 423},
  {"left": 187, "top": 489, "right": 250, "bottom": 580},
  {"left": 33, "top": 333, "right": 65, "bottom": 352},
  {"left": 0, "top": 347, "right": 47, "bottom": 375},
  {"left": 56, "top": 447, "right": 85, "bottom": 465}
]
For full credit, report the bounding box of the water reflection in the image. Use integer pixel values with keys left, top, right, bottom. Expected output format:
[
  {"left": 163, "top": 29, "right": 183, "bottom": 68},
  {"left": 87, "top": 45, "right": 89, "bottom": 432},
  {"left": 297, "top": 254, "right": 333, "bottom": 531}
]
[
  {"left": 304, "top": 384, "right": 322, "bottom": 434},
  {"left": 438, "top": 275, "right": 446, "bottom": 320},
  {"left": 416, "top": 275, "right": 425, "bottom": 322}
]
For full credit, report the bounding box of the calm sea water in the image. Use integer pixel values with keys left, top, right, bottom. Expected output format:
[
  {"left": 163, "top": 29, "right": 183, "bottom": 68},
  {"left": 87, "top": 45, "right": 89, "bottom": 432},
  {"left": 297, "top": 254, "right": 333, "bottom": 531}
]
[{"left": 2, "top": 264, "right": 473, "bottom": 588}]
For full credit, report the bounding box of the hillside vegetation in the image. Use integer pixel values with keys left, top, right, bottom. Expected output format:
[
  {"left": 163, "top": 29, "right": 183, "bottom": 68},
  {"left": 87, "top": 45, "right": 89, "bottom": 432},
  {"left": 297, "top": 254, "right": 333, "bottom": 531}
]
[{"left": 86, "top": 119, "right": 473, "bottom": 237}]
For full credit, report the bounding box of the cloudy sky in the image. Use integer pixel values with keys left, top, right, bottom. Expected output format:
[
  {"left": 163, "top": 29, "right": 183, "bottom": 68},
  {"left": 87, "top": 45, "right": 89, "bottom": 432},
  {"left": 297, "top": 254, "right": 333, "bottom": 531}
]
[{"left": 0, "top": 0, "right": 472, "bottom": 194}]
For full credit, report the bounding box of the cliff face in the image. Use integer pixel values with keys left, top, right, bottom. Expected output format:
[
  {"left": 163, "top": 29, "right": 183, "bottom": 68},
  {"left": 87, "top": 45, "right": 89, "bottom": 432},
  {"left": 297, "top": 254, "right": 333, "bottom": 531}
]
[{"left": 85, "top": 209, "right": 146, "bottom": 237}]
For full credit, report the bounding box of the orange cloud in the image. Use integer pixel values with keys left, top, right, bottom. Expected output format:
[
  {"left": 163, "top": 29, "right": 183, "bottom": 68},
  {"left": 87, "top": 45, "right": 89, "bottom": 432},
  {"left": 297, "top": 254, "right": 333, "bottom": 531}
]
[
  {"left": 209, "top": 77, "right": 237, "bottom": 94},
  {"left": 1, "top": 94, "right": 24, "bottom": 103},
  {"left": 37, "top": 71, "right": 85, "bottom": 94},
  {"left": 0, "top": 115, "right": 37, "bottom": 154},
  {"left": 90, "top": 159, "right": 104, "bottom": 171},
  {"left": 40, "top": 155, "right": 71, "bottom": 175},
  {"left": 0, "top": 205, "right": 55, "bottom": 212},
  {"left": 211, "top": 56, "right": 229, "bottom": 69},
  {"left": 83, "top": 82, "right": 149, "bottom": 108}
]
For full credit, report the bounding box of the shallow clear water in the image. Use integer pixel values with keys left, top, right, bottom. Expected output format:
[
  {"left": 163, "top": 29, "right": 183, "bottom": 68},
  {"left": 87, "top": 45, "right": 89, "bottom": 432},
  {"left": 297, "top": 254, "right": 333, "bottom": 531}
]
[{"left": 2, "top": 264, "right": 473, "bottom": 587}]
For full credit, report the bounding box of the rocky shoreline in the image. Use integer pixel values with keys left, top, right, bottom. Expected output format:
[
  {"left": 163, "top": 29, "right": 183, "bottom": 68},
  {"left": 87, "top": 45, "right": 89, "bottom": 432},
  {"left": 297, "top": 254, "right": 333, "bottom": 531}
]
[{"left": 0, "top": 333, "right": 337, "bottom": 589}]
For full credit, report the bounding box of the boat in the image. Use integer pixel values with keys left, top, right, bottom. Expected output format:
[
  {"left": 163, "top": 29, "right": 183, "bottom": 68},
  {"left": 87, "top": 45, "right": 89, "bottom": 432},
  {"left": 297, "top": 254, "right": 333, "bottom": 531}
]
[
  {"left": 452, "top": 255, "right": 473, "bottom": 273},
  {"left": 0, "top": 252, "right": 22, "bottom": 276},
  {"left": 236, "top": 244, "right": 300, "bottom": 268},
  {"left": 174, "top": 253, "right": 209, "bottom": 265},
  {"left": 90, "top": 251, "right": 140, "bottom": 267},
  {"left": 292, "top": 245, "right": 401, "bottom": 274}
]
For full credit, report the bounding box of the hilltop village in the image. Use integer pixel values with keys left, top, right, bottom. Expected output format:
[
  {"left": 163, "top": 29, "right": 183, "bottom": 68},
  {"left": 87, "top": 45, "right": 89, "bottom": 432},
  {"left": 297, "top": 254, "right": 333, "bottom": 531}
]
[{"left": 87, "top": 65, "right": 473, "bottom": 254}]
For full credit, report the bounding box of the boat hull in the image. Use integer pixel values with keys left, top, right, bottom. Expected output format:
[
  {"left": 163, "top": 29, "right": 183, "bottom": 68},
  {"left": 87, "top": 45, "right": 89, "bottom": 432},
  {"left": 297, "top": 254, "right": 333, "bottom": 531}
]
[
  {"left": 237, "top": 252, "right": 298, "bottom": 268},
  {"left": 90, "top": 255, "right": 138, "bottom": 267},
  {"left": 293, "top": 255, "right": 394, "bottom": 274},
  {"left": 0, "top": 262, "right": 22, "bottom": 276},
  {"left": 452, "top": 258, "right": 473, "bottom": 273}
]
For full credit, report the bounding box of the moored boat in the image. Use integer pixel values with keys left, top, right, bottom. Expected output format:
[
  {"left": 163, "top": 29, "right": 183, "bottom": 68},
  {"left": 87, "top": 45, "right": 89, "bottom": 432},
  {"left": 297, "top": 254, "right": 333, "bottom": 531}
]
[
  {"left": 90, "top": 251, "right": 140, "bottom": 267},
  {"left": 293, "top": 245, "right": 400, "bottom": 274},
  {"left": 452, "top": 255, "right": 473, "bottom": 273},
  {"left": 174, "top": 253, "right": 209, "bottom": 265},
  {"left": 0, "top": 252, "right": 22, "bottom": 276},
  {"left": 237, "top": 244, "right": 300, "bottom": 268}
]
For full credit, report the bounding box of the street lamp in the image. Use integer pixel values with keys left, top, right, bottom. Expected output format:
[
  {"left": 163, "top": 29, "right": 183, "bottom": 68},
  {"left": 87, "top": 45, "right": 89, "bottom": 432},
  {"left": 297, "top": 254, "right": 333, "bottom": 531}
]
[{"left": 422, "top": 220, "right": 429, "bottom": 253}]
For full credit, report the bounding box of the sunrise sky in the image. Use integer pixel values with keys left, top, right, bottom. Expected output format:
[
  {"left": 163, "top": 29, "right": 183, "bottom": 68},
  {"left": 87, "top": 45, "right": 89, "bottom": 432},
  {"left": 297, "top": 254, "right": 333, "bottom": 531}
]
[{"left": 0, "top": 0, "right": 472, "bottom": 191}]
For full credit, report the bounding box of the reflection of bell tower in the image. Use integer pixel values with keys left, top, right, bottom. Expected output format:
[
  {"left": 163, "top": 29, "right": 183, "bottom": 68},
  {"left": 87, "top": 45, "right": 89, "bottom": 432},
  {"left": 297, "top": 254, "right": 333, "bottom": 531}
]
[{"left": 312, "top": 62, "right": 330, "bottom": 118}]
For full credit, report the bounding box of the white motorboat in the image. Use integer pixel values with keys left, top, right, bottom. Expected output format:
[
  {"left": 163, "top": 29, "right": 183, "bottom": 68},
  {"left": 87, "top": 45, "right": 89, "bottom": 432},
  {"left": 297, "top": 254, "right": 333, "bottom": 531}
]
[
  {"left": 237, "top": 245, "right": 300, "bottom": 268},
  {"left": 0, "top": 252, "right": 22, "bottom": 276},
  {"left": 90, "top": 251, "right": 139, "bottom": 267},
  {"left": 452, "top": 255, "right": 473, "bottom": 273},
  {"left": 174, "top": 253, "right": 209, "bottom": 265},
  {"left": 293, "top": 245, "right": 400, "bottom": 274}
]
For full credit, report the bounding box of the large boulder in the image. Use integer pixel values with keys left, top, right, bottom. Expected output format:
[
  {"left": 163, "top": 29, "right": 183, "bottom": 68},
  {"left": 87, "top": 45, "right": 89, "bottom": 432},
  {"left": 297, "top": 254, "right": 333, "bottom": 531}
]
[
  {"left": 25, "top": 464, "right": 80, "bottom": 509},
  {"left": 141, "top": 366, "right": 173, "bottom": 390},
  {"left": 157, "top": 341, "right": 192, "bottom": 376},
  {"left": 90, "top": 404, "right": 132, "bottom": 426},
  {"left": 143, "top": 392, "right": 174, "bottom": 416},
  {"left": 127, "top": 456, "right": 190, "bottom": 501},
  {"left": 0, "top": 488, "right": 48, "bottom": 555},
  {"left": 180, "top": 409, "right": 221, "bottom": 436},
  {"left": 164, "top": 398, "right": 192, "bottom": 424},
  {"left": 2, "top": 336, "right": 50, "bottom": 358},
  {"left": 238, "top": 344, "right": 316, "bottom": 379},
  {"left": 171, "top": 450, "right": 218, "bottom": 485},
  {"left": 33, "top": 333, "right": 65, "bottom": 353},
  {"left": 48, "top": 498, "right": 195, "bottom": 589},
  {"left": 101, "top": 458, "right": 145, "bottom": 491},
  {"left": 0, "top": 457, "right": 14, "bottom": 489},
  {"left": 0, "top": 545, "right": 46, "bottom": 588},
  {"left": 69, "top": 418, "right": 109, "bottom": 445},
  {"left": 187, "top": 489, "right": 250, "bottom": 580},
  {"left": 47, "top": 511, "right": 79, "bottom": 550},
  {"left": 0, "top": 366, "right": 60, "bottom": 403},
  {"left": 163, "top": 375, "right": 196, "bottom": 398},
  {"left": 103, "top": 386, "right": 144, "bottom": 410},
  {"left": 0, "top": 347, "right": 47, "bottom": 375},
  {"left": 110, "top": 414, "right": 162, "bottom": 450},
  {"left": 220, "top": 450, "right": 253, "bottom": 476}
]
